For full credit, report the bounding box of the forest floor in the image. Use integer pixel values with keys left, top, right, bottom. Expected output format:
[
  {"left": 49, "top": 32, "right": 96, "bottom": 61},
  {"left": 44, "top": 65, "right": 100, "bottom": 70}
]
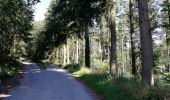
[{"left": 2, "top": 61, "right": 94, "bottom": 100}]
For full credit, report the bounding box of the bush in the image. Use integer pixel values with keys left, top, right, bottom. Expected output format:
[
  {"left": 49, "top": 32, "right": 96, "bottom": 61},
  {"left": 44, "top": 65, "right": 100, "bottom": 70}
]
[
  {"left": 148, "top": 86, "right": 170, "bottom": 100},
  {"left": 0, "top": 56, "right": 22, "bottom": 80}
]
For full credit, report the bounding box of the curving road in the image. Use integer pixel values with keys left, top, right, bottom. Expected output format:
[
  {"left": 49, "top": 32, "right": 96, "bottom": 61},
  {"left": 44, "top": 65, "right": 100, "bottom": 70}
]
[{"left": 3, "top": 61, "right": 94, "bottom": 100}]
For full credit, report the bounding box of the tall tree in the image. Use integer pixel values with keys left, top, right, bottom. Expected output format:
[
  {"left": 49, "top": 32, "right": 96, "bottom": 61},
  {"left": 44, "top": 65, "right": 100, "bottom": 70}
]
[
  {"left": 84, "top": 22, "right": 91, "bottom": 67},
  {"left": 0, "top": 0, "right": 38, "bottom": 68},
  {"left": 138, "top": 0, "right": 154, "bottom": 86},
  {"left": 75, "top": 0, "right": 106, "bottom": 68},
  {"left": 35, "top": 0, "right": 106, "bottom": 68},
  {"left": 75, "top": 38, "right": 79, "bottom": 63},
  {"left": 108, "top": 0, "right": 117, "bottom": 76},
  {"left": 129, "top": 0, "right": 137, "bottom": 76}
]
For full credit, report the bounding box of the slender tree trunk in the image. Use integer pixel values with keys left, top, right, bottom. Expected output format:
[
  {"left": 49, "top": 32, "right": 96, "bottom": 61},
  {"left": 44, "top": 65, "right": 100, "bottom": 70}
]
[
  {"left": 107, "top": 28, "right": 110, "bottom": 61},
  {"left": 100, "top": 30, "right": 105, "bottom": 61},
  {"left": 63, "top": 45, "right": 66, "bottom": 66},
  {"left": 101, "top": 42, "right": 105, "bottom": 61},
  {"left": 166, "top": 29, "right": 170, "bottom": 72},
  {"left": 56, "top": 49, "right": 59, "bottom": 62},
  {"left": 109, "top": 3, "right": 117, "bottom": 76},
  {"left": 121, "top": 37, "right": 124, "bottom": 75},
  {"left": 129, "top": 0, "right": 137, "bottom": 76},
  {"left": 84, "top": 23, "right": 91, "bottom": 68},
  {"left": 76, "top": 38, "right": 79, "bottom": 63},
  {"left": 73, "top": 44, "right": 75, "bottom": 64},
  {"left": 168, "top": 0, "right": 170, "bottom": 29},
  {"left": 138, "top": 0, "right": 154, "bottom": 86},
  {"left": 67, "top": 45, "right": 70, "bottom": 64},
  {"left": 66, "top": 39, "right": 70, "bottom": 64}
]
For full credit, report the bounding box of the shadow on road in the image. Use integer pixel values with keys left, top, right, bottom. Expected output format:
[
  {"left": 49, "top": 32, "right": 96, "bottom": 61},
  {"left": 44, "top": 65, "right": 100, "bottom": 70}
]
[{"left": 1, "top": 62, "right": 93, "bottom": 100}]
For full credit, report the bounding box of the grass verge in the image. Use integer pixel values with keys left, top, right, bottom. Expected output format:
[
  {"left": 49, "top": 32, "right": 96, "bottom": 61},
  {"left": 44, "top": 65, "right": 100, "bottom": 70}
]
[{"left": 63, "top": 64, "right": 170, "bottom": 100}]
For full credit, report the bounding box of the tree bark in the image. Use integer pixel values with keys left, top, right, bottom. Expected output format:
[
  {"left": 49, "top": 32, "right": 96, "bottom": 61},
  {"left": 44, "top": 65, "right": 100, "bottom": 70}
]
[
  {"left": 85, "top": 23, "right": 91, "bottom": 68},
  {"left": 66, "top": 39, "right": 70, "bottom": 64},
  {"left": 63, "top": 45, "right": 66, "bottom": 66},
  {"left": 109, "top": 3, "right": 117, "bottom": 76},
  {"left": 101, "top": 42, "right": 105, "bottom": 61},
  {"left": 76, "top": 38, "right": 79, "bottom": 63},
  {"left": 138, "top": 0, "right": 154, "bottom": 86},
  {"left": 168, "top": 0, "right": 170, "bottom": 29},
  {"left": 129, "top": 0, "right": 137, "bottom": 76},
  {"left": 56, "top": 49, "right": 58, "bottom": 59}
]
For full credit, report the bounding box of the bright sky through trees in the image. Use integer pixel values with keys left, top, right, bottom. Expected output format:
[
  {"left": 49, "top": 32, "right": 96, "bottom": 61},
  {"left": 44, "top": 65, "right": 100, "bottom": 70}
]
[{"left": 34, "top": 0, "right": 50, "bottom": 21}]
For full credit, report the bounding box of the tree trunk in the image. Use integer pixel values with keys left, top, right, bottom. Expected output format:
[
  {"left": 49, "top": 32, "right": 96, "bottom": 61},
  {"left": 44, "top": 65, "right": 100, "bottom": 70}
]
[
  {"left": 109, "top": 4, "right": 117, "bottom": 76},
  {"left": 63, "top": 45, "right": 66, "bottom": 66},
  {"left": 129, "top": 0, "right": 137, "bottom": 76},
  {"left": 76, "top": 38, "right": 79, "bottom": 63},
  {"left": 121, "top": 36, "right": 124, "bottom": 75},
  {"left": 56, "top": 49, "right": 59, "bottom": 61},
  {"left": 138, "top": 0, "right": 154, "bottom": 86},
  {"left": 168, "top": 0, "right": 170, "bottom": 28},
  {"left": 85, "top": 23, "right": 91, "bottom": 68},
  {"left": 101, "top": 42, "right": 105, "bottom": 61},
  {"left": 166, "top": 30, "right": 170, "bottom": 72},
  {"left": 66, "top": 39, "right": 70, "bottom": 64}
]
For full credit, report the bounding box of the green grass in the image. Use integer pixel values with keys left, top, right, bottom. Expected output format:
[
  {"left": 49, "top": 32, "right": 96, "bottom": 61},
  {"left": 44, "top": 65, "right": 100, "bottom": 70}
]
[
  {"left": 63, "top": 64, "right": 170, "bottom": 100},
  {"left": 72, "top": 68, "right": 135, "bottom": 100}
]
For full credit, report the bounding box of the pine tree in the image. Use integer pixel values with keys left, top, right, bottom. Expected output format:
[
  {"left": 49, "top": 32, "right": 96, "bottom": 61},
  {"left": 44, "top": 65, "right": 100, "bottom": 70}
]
[{"left": 138, "top": 0, "right": 154, "bottom": 86}]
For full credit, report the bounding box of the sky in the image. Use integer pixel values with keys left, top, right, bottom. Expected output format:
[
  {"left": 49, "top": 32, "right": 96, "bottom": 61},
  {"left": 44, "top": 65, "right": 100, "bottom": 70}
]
[{"left": 34, "top": 0, "right": 50, "bottom": 21}]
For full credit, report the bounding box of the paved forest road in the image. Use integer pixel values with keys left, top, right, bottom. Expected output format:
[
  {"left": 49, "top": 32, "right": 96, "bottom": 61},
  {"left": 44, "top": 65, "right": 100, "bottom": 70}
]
[{"left": 3, "top": 61, "right": 94, "bottom": 100}]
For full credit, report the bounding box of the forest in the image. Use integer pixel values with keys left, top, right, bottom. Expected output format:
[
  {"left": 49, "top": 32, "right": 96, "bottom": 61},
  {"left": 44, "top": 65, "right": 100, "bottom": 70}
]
[{"left": 0, "top": 0, "right": 170, "bottom": 100}]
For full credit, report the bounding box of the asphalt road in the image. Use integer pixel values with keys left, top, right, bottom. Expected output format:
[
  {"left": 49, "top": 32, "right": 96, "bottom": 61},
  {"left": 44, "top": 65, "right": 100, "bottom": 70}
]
[{"left": 3, "top": 61, "right": 93, "bottom": 100}]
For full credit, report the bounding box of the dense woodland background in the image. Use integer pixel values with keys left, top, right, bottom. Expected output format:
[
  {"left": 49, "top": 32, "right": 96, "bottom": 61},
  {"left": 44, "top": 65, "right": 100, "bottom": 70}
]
[{"left": 0, "top": 0, "right": 170, "bottom": 99}]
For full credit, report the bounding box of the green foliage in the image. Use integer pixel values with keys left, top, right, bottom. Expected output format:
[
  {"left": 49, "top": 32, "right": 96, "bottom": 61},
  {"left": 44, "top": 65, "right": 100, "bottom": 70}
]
[
  {"left": 148, "top": 86, "right": 170, "bottom": 100},
  {"left": 0, "top": 68, "right": 17, "bottom": 79},
  {"left": 91, "top": 59, "right": 109, "bottom": 73},
  {"left": 33, "top": 0, "right": 106, "bottom": 59},
  {"left": 162, "top": 73, "right": 170, "bottom": 84},
  {"left": 79, "top": 54, "right": 85, "bottom": 66},
  {"left": 153, "top": 45, "right": 162, "bottom": 69},
  {"left": 0, "top": 0, "right": 37, "bottom": 67},
  {"left": 0, "top": 58, "right": 22, "bottom": 79},
  {"left": 0, "top": 0, "right": 38, "bottom": 79},
  {"left": 63, "top": 64, "right": 81, "bottom": 73},
  {"left": 161, "top": 0, "right": 170, "bottom": 28},
  {"left": 26, "top": 21, "right": 45, "bottom": 58}
]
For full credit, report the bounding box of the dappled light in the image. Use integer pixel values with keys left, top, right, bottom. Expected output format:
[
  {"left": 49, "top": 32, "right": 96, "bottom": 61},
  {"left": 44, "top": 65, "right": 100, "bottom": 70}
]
[
  {"left": 1, "top": 0, "right": 170, "bottom": 99},
  {"left": 1, "top": 62, "right": 93, "bottom": 100}
]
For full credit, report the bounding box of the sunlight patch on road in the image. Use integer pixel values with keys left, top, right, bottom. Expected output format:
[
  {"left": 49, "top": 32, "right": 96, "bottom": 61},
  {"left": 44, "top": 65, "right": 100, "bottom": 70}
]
[
  {"left": 23, "top": 62, "right": 34, "bottom": 65},
  {"left": 0, "top": 94, "right": 11, "bottom": 98},
  {"left": 46, "top": 68, "right": 67, "bottom": 72}
]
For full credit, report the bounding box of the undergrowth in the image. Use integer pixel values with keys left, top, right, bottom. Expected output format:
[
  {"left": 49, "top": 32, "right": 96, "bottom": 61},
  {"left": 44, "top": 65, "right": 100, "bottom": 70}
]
[
  {"left": 0, "top": 58, "right": 23, "bottom": 80},
  {"left": 63, "top": 64, "right": 170, "bottom": 100}
]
